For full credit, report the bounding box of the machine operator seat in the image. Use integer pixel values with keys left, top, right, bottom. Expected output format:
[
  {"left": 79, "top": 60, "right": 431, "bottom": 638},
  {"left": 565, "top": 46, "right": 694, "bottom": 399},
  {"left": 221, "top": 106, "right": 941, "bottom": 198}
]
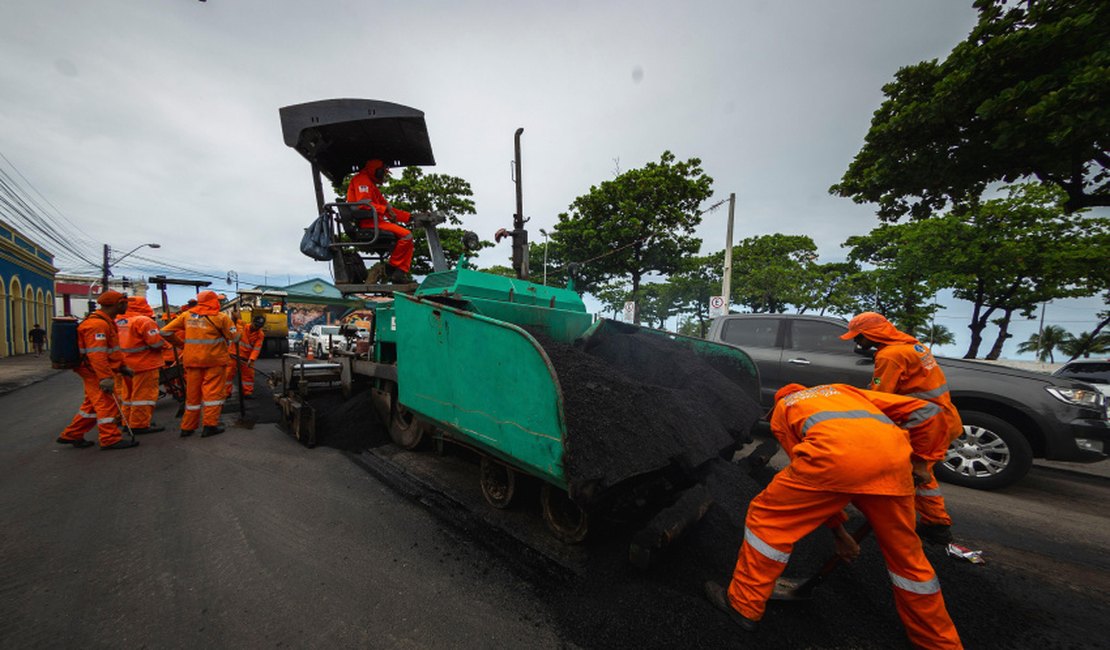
[{"left": 335, "top": 202, "right": 400, "bottom": 251}]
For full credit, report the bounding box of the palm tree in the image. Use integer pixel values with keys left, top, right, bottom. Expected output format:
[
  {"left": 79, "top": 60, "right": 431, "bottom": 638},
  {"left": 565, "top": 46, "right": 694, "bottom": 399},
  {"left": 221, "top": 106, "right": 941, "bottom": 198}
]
[
  {"left": 1060, "top": 331, "right": 1110, "bottom": 360},
  {"left": 915, "top": 324, "right": 955, "bottom": 348},
  {"left": 1017, "top": 325, "right": 1072, "bottom": 363}
]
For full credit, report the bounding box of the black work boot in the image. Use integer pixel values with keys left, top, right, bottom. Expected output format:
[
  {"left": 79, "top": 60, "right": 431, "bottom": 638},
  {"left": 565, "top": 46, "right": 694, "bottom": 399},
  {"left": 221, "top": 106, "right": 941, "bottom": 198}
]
[
  {"left": 132, "top": 424, "right": 166, "bottom": 434},
  {"left": 704, "top": 582, "right": 758, "bottom": 632},
  {"left": 56, "top": 437, "right": 94, "bottom": 448},
  {"left": 201, "top": 424, "right": 226, "bottom": 438},
  {"left": 917, "top": 523, "right": 954, "bottom": 545},
  {"left": 101, "top": 438, "right": 140, "bottom": 450},
  {"left": 180, "top": 429, "right": 195, "bottom": 438}
]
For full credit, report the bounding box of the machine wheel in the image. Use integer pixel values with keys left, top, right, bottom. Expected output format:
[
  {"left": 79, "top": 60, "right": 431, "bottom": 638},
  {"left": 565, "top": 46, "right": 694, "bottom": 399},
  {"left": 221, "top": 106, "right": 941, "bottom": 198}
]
[
  {"left": 935, "top": 410, "right": 1033, "bottom": 490},
  {"left": 480, "top": 456, "right": 517, "bottom": 509},
  {"left": 390, "top": 403, "right": 429, "bottom": 450},
  {"left": 541, "top": 484, "right": 589, "bottom": 544}
]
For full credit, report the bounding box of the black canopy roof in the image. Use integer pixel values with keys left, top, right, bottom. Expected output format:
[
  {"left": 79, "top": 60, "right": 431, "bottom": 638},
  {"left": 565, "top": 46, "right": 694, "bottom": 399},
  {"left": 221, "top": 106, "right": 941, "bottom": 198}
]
[{"left": 279, "top": 99, "right": 436, "bottom": 182}]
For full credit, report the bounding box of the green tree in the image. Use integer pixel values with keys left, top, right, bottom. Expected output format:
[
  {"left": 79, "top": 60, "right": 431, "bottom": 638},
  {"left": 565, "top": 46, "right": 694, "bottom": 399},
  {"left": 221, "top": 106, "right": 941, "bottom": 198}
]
[
  {"left": 729, "top": 234, "right": 818, "bottom": 313},
  {"left": 550, "top": 151, "right": 713, "bottom": 322},
  {"left": 916, "top": 323, "right": 956, "bottom": 348},
  {"left": 638, "top": 283, "right": 682, "bottom": 330},
  {"left": 669, "top": 252, "right": 724, "bottom": 338},
  {"left": 1060, "top": 330, "right": 1110, "bottom": 360},
  {"left": 1017, "top": 324, "right": 1072, "bottom": 363},
  {"left": 832, "top": 0, "right": 1110, "bottom": 218},
  {"left": 796, "top": 261, "right": 863, "bottom": 316},
  {"left": 843, "top": 227, "right": 943, "bottom": 334}
]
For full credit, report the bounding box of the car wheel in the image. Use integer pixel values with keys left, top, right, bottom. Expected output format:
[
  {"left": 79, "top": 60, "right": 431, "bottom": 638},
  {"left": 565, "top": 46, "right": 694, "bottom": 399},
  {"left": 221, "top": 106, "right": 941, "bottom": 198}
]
[{"left": 935, "top": 410, "right": 1033, "bottom": 490}]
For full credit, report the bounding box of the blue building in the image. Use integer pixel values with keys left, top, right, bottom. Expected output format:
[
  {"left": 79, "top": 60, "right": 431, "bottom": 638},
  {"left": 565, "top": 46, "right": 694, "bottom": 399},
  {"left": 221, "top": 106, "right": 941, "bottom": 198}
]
[{"left": 0, "top": 220, "right": 56, "bottom": 356}]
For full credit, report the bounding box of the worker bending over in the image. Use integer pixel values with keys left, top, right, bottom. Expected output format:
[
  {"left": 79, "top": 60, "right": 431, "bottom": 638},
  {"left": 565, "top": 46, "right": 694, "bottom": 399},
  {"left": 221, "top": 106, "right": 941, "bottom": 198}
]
[
  {"left": 842, "top": 312, "right": 963, "bottom": 544},
  {"left": 57, "top": 291, "right": 139, "bottom": 450},
  {"left": 115, "top": 296, "right": 167, "bottom": 434},
  {"left": 347, "top": 158, "right": 414, "bottom": 282},
  {"left": 160, "top": 290, "right": 239, "bottom": 438},
  {"left": 706, "top": 383, "right": 962, "bottom": 649},
  {"left": 226, "top": 315, "right": 265, "bottom": 399}
]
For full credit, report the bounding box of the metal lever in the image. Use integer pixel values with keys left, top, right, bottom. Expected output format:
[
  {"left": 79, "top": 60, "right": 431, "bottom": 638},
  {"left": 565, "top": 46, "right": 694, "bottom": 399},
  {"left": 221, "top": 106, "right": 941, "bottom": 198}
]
[{"left": 787, "top": 358, "right": 811, "bottom": 365}]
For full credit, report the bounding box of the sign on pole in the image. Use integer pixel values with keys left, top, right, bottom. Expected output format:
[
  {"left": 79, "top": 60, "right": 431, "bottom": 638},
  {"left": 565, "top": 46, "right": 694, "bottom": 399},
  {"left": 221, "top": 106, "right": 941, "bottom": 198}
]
[
  {"left": 708, "top": 295, "right": 726, "bottom": 318},
  {"left": 623, "top": 301, "right": 636, "bottom": 322}
]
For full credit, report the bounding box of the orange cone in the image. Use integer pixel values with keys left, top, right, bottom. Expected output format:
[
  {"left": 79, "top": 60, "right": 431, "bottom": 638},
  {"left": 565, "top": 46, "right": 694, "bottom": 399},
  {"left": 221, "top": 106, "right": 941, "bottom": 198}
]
[{"left": 305, "top": 345, "right": 314, "bottom": 360}]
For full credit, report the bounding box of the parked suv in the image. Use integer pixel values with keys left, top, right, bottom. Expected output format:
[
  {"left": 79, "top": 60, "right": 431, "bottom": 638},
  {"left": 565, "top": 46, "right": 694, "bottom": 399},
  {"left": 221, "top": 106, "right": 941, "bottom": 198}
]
[
  {"left": 303, "top": 324, "right": 341, "bottom": 358},
  {"left": 707, "top": 313, "right": 1109, "bottom": 489},
  {"left": 1053, "top": 360, "right": 1110, "bottom": 397}
]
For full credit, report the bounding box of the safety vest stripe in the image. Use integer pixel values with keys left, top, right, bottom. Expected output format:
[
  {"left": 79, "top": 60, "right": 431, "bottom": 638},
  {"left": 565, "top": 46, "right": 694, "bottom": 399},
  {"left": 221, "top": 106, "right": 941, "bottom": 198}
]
[
  {"left": 801, "top": 410, "right": 894, "bottom": 437},
  {"left": 97, "top": 417, "right": 115, "bottom": 425},
  {"left": 908, "top": 384, "right": 950, "bottom": 400},
  {"left": 130, "top": 400, "right": 157, "bottom": 406},
  {"left": 80, "top": 346, "right": 110, "bottom": 353},
  {"left": 916, "top": 487, "right": 943, "bottom": 497},
  {"left": 120, "top": 342, "right": 166, "bottom": 353},
  {"left": 185, "top": 404, "right": 202, "bottom": 411},
  {"left": 120, "top": 400, "right": 133, "bottom": 406},
  {"left": 184, "top": 338, "right": 222, "bottom": 345},
  {"left": 901, "top": 402, "right": 942, "bottom": 430},
  {"left": 202, "top": 399, "right": 225, "bottom": 407},
  {"left": 889, "top": 571, "right": 941, "bottom": 594},
  {"left": 744, "top": 527, "right": 790, "bottom": 564},
  {"left": 77, "top": 410, "right": 96, "bottom": 419}
]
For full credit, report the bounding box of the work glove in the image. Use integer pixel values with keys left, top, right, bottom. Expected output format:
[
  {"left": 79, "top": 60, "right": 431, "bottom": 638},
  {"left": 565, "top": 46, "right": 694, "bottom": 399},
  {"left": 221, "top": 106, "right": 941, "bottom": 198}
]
[
  {"left": 99, "top": 378, "right": 115, "bottom": 392},
  {"left": 120, "top": 366, "right": 135, "bottom": 377}
]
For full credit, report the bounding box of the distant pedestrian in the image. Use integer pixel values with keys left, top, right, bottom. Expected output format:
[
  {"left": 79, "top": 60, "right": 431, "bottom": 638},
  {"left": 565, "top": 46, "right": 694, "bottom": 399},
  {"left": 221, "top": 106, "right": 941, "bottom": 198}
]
[{"left": 29, "top": 324, "right": 47, "bottom": 357}]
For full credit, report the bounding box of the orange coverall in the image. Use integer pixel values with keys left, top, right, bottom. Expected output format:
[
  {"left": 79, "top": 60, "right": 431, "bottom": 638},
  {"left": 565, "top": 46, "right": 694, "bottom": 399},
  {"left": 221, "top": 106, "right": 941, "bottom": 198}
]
[
  {"left": 160, "top": 291, "right": 238, "bottom": 431},
  {"left": 347, "top": 159, "right": 414, "bottom": 272},
  {"left": 115, "top": 297, "right": 166, "bottom": 429},
  {"left": 58, "top": 311, "right": 125, "bottom": 447},
  {"left": 843, "top": 312, "right": 964, "bottom": 526},
  {"left": 225, "top": 323, "right": 264, "bottom": 397},
  {"left": 728, "top": 384, "right": 962, "bottom": 649}
]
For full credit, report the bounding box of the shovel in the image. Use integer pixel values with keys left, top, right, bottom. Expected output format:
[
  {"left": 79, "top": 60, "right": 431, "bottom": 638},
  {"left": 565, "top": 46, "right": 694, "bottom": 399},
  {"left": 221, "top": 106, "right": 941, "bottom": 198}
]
[
  {"left": 110, "top": 391, "right": 137, "bottom": 444},
  {"left": 770, "top": 521, "right": 873, "bottom": 601},
  {"left": 231, "top": 355, "right": 256, "bottom": 430}
]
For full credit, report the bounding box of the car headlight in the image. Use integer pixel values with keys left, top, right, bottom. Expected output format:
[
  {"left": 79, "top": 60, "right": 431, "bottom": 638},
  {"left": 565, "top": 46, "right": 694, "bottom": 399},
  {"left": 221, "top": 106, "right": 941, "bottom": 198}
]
[{"left": 1046, "top": 386, "right": 1106, "bottom": 410}]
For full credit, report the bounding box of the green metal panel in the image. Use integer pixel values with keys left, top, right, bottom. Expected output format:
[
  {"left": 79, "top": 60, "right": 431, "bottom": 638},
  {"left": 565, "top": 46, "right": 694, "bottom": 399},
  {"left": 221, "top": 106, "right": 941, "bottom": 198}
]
[
  {"left": 415, "top": 267, "right": 586, "bottom": 313},
  {"left": 392, "top": 293, "right": 568, "bottom": 486}
]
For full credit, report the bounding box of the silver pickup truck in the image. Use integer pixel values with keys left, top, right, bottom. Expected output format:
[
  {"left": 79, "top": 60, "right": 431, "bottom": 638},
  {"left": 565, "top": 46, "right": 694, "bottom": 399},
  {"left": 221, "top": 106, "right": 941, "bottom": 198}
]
[{"left": 707, "top": 313, "right": 1110, "bottom": 489}]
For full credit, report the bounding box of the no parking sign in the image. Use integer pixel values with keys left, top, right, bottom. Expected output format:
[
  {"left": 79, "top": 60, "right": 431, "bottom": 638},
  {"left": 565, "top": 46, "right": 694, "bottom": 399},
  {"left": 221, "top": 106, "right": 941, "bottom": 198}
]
[{"left": 708, "top": 295, "right": 726, "bottom": 318}]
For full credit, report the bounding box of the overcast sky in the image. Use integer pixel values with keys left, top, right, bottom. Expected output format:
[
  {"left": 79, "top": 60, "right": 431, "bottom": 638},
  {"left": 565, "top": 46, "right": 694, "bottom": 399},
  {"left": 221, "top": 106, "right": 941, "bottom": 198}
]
[{"left": 0, "top": 1, "right": 1103, "bottom": 359}]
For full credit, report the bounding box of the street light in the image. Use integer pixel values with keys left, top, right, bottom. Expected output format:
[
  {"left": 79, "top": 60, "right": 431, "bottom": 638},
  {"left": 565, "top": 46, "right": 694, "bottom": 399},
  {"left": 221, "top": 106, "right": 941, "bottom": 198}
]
[
  {"left": 539, "top": 228, "right": 549, "bottom": 286},
  {"left": 226, "top": 270, "right": 239, "bottom": 293},
  {"left": 102, "top": 242, "right": 160, "bottom": 292}
]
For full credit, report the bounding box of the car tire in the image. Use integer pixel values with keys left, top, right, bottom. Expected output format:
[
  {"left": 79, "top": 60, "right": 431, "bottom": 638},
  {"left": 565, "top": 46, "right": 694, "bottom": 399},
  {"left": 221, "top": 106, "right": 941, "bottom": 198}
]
[{"left": 935, "top": 410, "right": 1033, "bottom": 490}]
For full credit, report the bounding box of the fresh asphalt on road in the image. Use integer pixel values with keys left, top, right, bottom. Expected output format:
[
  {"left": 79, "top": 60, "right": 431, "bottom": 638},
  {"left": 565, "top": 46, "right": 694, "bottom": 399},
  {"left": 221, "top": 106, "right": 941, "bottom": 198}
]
[
  {"left": 0, "top": 367, "right": 561, "bottom": 648},
  {"left": 2, "top": 361, "right": 1109, "bottom": 648}
]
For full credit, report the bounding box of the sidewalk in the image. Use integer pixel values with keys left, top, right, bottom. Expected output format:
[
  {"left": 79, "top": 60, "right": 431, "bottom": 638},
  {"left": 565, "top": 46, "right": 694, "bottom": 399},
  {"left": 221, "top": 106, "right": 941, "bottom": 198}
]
[{"left": 0, "top": 354, "right": 63, "bottom": 396}]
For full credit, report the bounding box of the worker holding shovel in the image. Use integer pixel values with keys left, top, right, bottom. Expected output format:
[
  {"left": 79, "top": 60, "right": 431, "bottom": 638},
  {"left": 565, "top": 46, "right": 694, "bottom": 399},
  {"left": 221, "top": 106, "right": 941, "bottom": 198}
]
[{"left": 706, "top": 383, "right": 962, "bottom": 649}]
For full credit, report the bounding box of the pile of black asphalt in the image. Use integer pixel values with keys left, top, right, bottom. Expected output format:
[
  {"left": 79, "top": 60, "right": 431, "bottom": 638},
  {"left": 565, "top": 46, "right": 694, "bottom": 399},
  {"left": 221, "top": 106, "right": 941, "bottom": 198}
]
[{"left": 532, "top": 324, "right": 764, "bottom": 508}]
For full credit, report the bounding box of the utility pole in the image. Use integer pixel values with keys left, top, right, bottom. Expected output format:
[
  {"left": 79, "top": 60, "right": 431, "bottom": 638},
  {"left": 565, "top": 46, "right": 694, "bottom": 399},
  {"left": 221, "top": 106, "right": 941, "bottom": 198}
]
[
  {"left": 101, "top": 244, "right": 111, "bottom": 294},
  {"left": 720, "top": 193, "right": 736, "bottom": 307}
]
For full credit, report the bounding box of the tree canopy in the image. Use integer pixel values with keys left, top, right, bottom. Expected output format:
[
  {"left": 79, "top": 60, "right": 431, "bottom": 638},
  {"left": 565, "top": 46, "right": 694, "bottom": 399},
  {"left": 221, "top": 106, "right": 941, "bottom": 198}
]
[
  {"left": 832, "top": 0, "right": 1110, "bottom": 219},
  {"left": 549, "top": 151, "right": 713, "bottom": 321}
]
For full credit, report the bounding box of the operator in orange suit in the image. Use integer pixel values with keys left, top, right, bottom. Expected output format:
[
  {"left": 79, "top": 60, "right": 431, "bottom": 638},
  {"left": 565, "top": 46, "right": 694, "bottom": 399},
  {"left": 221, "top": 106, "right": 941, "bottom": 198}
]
[
  {"left": 57, "top": 290, "right": 139, "bottom": 450},
  {"left": 115, "top": 296, "right": 167, "bottom": 434},
  {"left": 705, "top": 383, "right": 962, "bottom": 649},
  {"left": 226, "top": 315, "right": 266, "bottom": 399},
  {"left": 842, "top": 312, "right": 964, "bottom": 544},
  {"left": 347, "top": 159, "right": 414, "bottom": 282},
  {"left": 160, "top": 290, "right": 239, "bottom": 438}
]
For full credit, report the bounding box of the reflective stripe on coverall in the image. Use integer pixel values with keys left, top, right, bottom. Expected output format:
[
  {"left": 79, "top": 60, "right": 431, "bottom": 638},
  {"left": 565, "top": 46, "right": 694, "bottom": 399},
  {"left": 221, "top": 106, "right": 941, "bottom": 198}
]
[
  {"left": 226, "top": 324, "right": 264, "bottom": 397},
  {"left": 116, "top": 297, "right": 166, "bottom": 429},
  {"left": 727, "top": 384, "right": 962, "bottom": 649},
  {"left": 58, "top": 311, "right": 124, "bottom": 446},
  {"left": 160, "top": 291, "right": 238, "bottom": 431},
  {"left": 347, "top": 159, "right": 414, "bottom": 272},
  {"left": 845, "top": 312, "right": 964, "bottom": 526}
]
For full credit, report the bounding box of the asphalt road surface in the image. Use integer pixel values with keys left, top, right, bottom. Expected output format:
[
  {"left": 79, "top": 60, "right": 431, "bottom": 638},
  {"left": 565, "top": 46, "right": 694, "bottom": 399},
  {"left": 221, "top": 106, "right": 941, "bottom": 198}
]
[{"left": 2, "top": 360, "right": 1108, "bottom": 649}]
